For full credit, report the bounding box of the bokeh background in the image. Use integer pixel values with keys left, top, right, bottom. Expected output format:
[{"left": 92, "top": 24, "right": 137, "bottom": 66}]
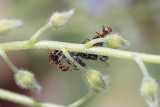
[{"left": 0, "top": 0, "right": 160, "bottom": 107}]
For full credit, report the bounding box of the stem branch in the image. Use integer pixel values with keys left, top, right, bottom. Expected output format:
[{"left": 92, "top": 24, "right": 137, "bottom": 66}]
[
  {"left": 0, "top": 88, "right": 64, "bottom": 107},
  {"left": 134, "top": 55, "right": 149, "bottom": 76},
  {"left": 0, "top": 40, "right": 160, "bottom": 64},
  {"left": 0, "top": 49, "right": 18, "bottom": 73},
  {"left": 68, "top": 91, "right": 95, "bottom": 107},
  {"left": 29, "top": 23, "right": 52, "bottom": 44}
]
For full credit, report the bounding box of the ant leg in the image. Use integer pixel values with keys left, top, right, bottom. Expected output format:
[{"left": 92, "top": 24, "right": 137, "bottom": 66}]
[
  {"left": 58, "top": 55, "right": 63, "bottom": 62},
  {"left": 48, "top": 48, "right": 53, "bottom": 64},
  {"left": 98, "top": 35, "right": 102, "bottom": 38},
  {"left": 95, "top": 32, "right": 101, "bottom": 35},
  {"left": 55, "top": 50, "right": 62, "bottom": 56},
  {"left": 102, "top": 25, "right": 105, "bottom": 32},
  {"left": 82, "top": 38, "right": 90, "bottom": 44}
]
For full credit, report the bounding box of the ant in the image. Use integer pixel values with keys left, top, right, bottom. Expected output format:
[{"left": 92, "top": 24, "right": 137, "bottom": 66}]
[
  {"left": 79, "top": 25, "right": 112, "bottom": 62},
  {"left": 83, "top": 25, "right": 112, "bottom": 46},
  {"left": 93, "top": 25, "right": 112, "bottom": 39},
  {"left": 49, "top": 50, "right": 71, "bottom": 72},
  {"left": 49, "top": 50, "right": 86, "bottom": 71}
]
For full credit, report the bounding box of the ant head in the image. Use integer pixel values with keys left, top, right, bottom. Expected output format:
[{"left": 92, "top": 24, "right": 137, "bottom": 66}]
[
  {"left": 51, "top": 50, "right": 56, "bottom": 55},
  {"left": 102, "top": 26, "right": 112, "bottom": 34}
]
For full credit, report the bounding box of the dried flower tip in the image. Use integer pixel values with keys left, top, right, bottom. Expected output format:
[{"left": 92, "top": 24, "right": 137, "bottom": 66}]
[
  {"left": 0, "top": 19, "right": 23, "bottom": 34},
  {"left": 140, "top": 76, "right": 159, "bottom": 107},
  {"left": 85, "top": 69, "right": 106, "bottom": 92},
  {"left": 15, "top": 69, "right": 41, "bottom": 93},
  {"left": 49, "top": 9, "right": 74, "bottom": 29},
  {"left": 105, "top": 34, "right": 127, "bottom": 49}
]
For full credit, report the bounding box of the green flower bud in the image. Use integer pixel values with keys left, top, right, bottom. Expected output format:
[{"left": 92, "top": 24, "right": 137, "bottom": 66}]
[
  {"left": 0, "top": 19, "right": 23, "bottom": 34},
  {"left": 15, "top": 69, "right": 41, "bottom": 93},
  {"left": 49, "top": 9, "right": 74, "bottom": 29},
  {"left": 85, "top": 69, "right": 106, "bottom": 92},
  {"left": 105, "top": 34, "right": 127, "bottom": 49},
  {"left": 140, "top": 76, "right": 158, "bottom": 106}
]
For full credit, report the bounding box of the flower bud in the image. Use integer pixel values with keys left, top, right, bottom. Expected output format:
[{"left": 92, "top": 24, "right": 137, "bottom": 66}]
[
  {"left": 15, "top": 69, "right": 41, "bottom": 93},
  {"left": 0, "top": 19, "right": 23, "bottom": 34},
  {"left": 85, "top": 69, "right": 106, "bottom": 92},
  {"left": 140, "top": 76, "right": 158, "bottom": 106},
  {"left": 105, "top": 34, "right": 127, "bottom": 49},
  {"left": 49, "top": 9, "right": 74, "bottom": 29}
]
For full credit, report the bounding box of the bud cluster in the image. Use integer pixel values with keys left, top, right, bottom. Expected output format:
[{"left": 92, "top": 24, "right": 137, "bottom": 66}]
[
  {"left": 0, "top": 19, "right": 23, "bottom": 34},
  {"left": 140, "top": 76, "right": 159, "bottom": 107},
  {"left": 49, "top": 9, "right": 74, "bottom": 29},
  {"left": 85, "top": 69, "right": 108, "bottom": 92},
  {"left": 105, "top": 34, "right": 128, "bottom": 49},
  {"left": 15, "top": 69, "right": 41, "bottom": 93}
]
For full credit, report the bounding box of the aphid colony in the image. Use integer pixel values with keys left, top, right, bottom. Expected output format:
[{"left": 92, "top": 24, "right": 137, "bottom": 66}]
[{"left": 49, "top": 26, "right": 112, "bottom": 71}]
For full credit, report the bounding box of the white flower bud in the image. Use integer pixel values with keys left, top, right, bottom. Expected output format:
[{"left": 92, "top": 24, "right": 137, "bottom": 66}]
[
  {"left": 49, "top": 9, "right": 74, "bottom": 29},
  {"left": 105, "top": 34, "right": 128, "bottom": 49},
  {"left": 0, "top": 19, "right": 23, "bottom": 34},
  {"left": 140, "top": 76, "right": 159, "bottom": 107},
  {"left": 15, "top": 69, "right": 41, "bottom": 93},
  {"left": 85, "top": 69, "right": 106, "bottom": 92}
]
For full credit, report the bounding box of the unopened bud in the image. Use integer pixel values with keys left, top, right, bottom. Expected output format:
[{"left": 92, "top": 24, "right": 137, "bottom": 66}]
[
  {"left": 105, "top": 34, "right": 127, "bottom": 49},
  {"left": 49, "top": 9, "right": 74, "bottom": 29},
  {"left": 140, "top": 76, "right": 158, "bottom": 107},
  {"left": 85, "top": 69, "right": 106, "bottom": 92},
  {"left": 0, "top": 19, "right": 23, "bottom": 34},
  {"left": 15, "top": 69, "right": 41, "bottom": 93}
]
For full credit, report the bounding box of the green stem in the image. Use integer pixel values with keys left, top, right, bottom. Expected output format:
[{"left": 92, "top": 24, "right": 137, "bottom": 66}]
[
  {"left": 0, "top": 40, "right": 160, "bottom": 64},
  {"left": 134, "top": 55, "right": 149, "bottom": 77},
  {"left": 0, "top": 88, "right": 64, "bottom": 107},
  {"left": 28, "top": 23, "right": 52, "bottom": 44},
  {"left": 0, "top": 49, "right": 18, "bottom": 73},
  {"left": 68, "top": 91, "right": 95, "bottom": 107}
]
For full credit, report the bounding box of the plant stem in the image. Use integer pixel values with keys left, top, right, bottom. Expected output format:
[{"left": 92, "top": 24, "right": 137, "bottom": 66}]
[
  {"left": 28, "top": 23, "right": 52, "bottom": 44},
  {"left": 134, "top": 55, "right": 149, "bottom": 76},
  {"left": 0, "top": 88, "right": 64, "bottom": 107},
  {"left": 0, "top": 49, "right": 18, "bottom": 73},
  {"left": 68, "top": 91, "right": 95, "bottom": 107},
  {"left": 0, "top": 40, "right": 160, "bottom": 64}
]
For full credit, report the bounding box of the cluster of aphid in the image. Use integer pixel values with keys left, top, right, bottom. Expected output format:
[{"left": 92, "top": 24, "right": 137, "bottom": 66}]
[{"left": 49, "top": 26, "right": 112, "bottom": 71}]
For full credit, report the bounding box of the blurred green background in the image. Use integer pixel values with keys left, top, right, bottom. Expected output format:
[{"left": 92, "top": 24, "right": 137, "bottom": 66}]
[{"left": 0, "top": 0, "right": 160, "bottom": 107}]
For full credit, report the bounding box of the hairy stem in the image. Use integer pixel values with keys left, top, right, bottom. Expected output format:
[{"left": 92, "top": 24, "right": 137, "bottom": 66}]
[
  {"left": 0, "top": 88, "right": 64, "bottom": 107},
  {"left": 0, "top": 49, "right": 18, "bottom": 73},
  {"left": 28, "top": 23, "right": 52, "bottom": 44},
  {"left": 0, "top": 40, "right": 160, "bottom": 64},
  {"left": 68, "top": 91, "right": 95, "bottom": 107},
  {"left": 134, "top": 55, "right": 149, "bottom": 76}
]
